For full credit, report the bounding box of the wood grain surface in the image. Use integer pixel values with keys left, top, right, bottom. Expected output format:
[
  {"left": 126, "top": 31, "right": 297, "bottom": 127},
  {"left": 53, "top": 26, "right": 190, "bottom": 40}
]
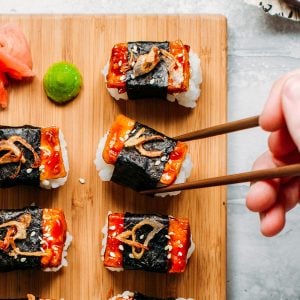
[{"left": 0, "top": 15, "right": 227, "bottom": 300}]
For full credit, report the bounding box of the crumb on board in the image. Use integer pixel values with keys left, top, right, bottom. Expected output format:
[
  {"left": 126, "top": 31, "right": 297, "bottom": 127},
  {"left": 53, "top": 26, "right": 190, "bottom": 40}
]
[{"left": 79, "top": 178, "right": 85, "bottom": 184}]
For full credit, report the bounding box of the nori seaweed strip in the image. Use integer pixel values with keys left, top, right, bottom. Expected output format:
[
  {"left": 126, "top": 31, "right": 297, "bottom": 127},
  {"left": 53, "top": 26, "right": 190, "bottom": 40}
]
[
  {"left": 111, "top": 122, "right": 176, "bottom": 191},
  {"left": 0, "top": 126, "right": 40, "bottom": 187},
  {"left": 126, "top": 42, "right": 169, "bottom": 100},
  {"left": 0, "top": 206, "right": 43, "bottom": 271},
  {"left": 134, "top": 293, "right": 175, "bottom": 300},
  {"left": 123, "top": 213, "right": 169, "bottom": 273}
]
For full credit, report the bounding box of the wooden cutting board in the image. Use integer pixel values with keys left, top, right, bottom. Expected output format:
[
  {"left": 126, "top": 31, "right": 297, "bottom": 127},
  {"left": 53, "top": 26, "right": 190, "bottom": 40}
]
[{"left": 0, "top": 15, "right": 227, "bottom": 300}]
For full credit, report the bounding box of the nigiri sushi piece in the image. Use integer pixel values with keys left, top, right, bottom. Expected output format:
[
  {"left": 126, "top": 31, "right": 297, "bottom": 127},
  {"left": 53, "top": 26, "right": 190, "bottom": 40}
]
[
  {"left": 101, "top": 212, "right": 194, "bottom": 273},
  {"left": 109, "top": 291, "right": 194, "bottom": 300},
  {"left": 0, "top": 125, "right": 69, "bottom": 189},
  {"left": 0, "top": 23, "right": 35, "bottom": 108},
  {"left": 94, "top": 114, "right": 192, "bottom": 197},
  {"left": 0, "top": 206, "right": 72, "bottom": 272},
  {"left": 102, "top": 40, "right": 202, "bottom": 108}
]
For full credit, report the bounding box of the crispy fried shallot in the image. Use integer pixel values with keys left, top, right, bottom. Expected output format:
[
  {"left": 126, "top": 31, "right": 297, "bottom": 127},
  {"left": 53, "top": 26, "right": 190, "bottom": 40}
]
[
  {"left": 124, "top": 127, "right": 146, "bottom": 147},
  {"left": 116, "top": 219, "right": 165, "bottom": 260},
  {"left": 0, "top": 213, "right": 47, "bottom": 257},
  {"left": 124, "top": 127, "right": 165, "bottom": 158},
  {"left": 0, "top": 135, "right": 40, "bottom": 177},
  {"left": 133, "top": 46, "right": 160, "bottom": 77},
  {"left": 160, "top": 48, "right": 184, "bottom": 88},
  {"left": 120, "top": 51, "right": 135, "bottom": 74},
  {"left": 119, "top": 42, "right": 184, "bottom": 86}
]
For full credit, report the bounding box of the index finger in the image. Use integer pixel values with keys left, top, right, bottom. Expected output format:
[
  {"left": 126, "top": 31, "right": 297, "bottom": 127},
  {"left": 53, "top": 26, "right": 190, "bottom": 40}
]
[{"left": 259, "top": 69, "right": 300, "bottom": 132}]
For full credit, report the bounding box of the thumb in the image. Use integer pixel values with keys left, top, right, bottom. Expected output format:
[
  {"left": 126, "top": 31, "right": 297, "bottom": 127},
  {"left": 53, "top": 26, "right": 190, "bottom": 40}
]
[{"left": 281, "top": 74, "right": 300, "bottom": 151}]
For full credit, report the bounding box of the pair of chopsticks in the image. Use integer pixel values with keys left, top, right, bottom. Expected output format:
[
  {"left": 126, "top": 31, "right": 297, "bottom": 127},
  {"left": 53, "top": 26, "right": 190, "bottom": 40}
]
[{"left": 141, "top": 115, "right": 300, "bottom": 195}]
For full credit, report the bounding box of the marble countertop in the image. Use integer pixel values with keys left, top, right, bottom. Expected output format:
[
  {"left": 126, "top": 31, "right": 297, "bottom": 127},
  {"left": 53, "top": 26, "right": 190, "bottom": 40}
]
[{"left": 2, "top": 0, "right": 300, "bottom": 299}]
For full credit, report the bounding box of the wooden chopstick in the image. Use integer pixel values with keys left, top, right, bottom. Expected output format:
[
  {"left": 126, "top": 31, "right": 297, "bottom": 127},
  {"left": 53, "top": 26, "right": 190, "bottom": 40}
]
[
  {"left": 140, "top": 115, "right": 298, "bottom": 195},
  {"left": 141, "top": 163, "right": 300, "bottom": 195},
  {"left": 174, "top": 115, "right": 259, "bottom": 141}
]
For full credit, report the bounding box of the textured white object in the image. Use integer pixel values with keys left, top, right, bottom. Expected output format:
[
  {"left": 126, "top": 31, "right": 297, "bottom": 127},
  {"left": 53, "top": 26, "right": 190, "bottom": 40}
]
[
  {"left": 94, "top": 132, "right": 115, "bottom": 181},
  {"left": 245, "top": 0, "right": 300, "bottom": 21}
]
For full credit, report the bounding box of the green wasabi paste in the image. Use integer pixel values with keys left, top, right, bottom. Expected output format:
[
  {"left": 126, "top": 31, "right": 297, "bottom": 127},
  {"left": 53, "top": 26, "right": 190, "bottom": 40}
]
[{"left": 43, "top": 61, "right": 82, "bottom": 103}]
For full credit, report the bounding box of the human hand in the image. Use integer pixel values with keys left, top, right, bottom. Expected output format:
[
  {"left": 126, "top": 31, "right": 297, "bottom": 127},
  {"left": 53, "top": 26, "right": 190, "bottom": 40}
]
[{"left": 246, "top": 70, "right": 300, "bottom": 236}]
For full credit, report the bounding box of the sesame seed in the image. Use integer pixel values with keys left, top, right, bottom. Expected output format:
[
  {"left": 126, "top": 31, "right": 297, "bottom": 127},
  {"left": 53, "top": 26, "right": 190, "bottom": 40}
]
[
  {"left": 20, "top": 257, "right": 27, "bottom": 262},
  {"left": 118, "top": 245, "right": 124, "bottom": 251},
  {"left": 79, "top": 178, "right": 85, "bottom": 184},
  {"left": 26, "top": 168, "right": 33, "bottom": 174},
  {"left": 140, "top": 234, "right": 144, "bottom": 240},
  {"left": 155, "top": 160, "right": 161, "bottom": 166},
  {"left": 168, "top": 245, "right": 173, "bottom": 251},
  {"left": 120, "top": 75, "right": 126, "bottom": 81},
  {"left": 130, "top": 74, "right": 135, "bottom": 79},
  {"left": 109, "top": 252, "right": 116, "bottom": 258},
  {"left": 112, "top": 232, "right": 117, "bottom": 237},
  {"left": 169, "top": 231, "right": 175, "bottom": 236},
  {"left": 109, "top": 225, "right": 116, "bottom": 230},
  {"left": 150, "top": 78, "right": 155, "bottom": 85},
  {"left": 164, "top": 245, "right": 169, "bottom": 251},
  {"left": 118, "top": 60, "right": 122, "bottom": 67},
  {"left": 129, "top": 253, "right": 134, "bottom": 259},
  {"left": 178, "top": 251, "right": 183, "bottom": 257},
  {"left": 167, "top": 253, "right": 171, "bottom": 259},
  {"left": 165, "top": 235, "right": 170, "bottom": 239},
  {"left": 178, "top": 243, "right": 183, "bottom": 248},
  {"left": 30, "top": 231, "right": 36, "bottom": 237},
  {"left": 161, "top": 155, "right": 167, "bottom": 162},
  {"left": 177, "top": 53, "right": 183, "bottom": 57},
  {"left": 39, "top": 165, "right": 45, "bottom": 172}
]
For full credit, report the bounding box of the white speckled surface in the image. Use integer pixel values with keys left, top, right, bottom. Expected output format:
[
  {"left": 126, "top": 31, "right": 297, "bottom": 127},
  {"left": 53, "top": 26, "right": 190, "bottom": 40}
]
[{"left": 2, "top": 0, "right": 300, "bottom": 299}]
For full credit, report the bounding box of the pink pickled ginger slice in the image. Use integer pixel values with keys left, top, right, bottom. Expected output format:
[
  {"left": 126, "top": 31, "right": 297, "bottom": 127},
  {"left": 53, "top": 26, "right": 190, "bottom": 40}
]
[
  {"left": 0, "top": 23, "right": 35, "bottom": 80},
  {"left": 0, "top": 71, "right": 8, "bottom": 108}
]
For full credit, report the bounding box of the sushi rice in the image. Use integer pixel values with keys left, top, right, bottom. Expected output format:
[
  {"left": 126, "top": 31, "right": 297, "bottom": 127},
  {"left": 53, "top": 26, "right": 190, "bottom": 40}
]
[
  {"left": 94, "top": 133, "right": 193, "bottom": 197},
  {"left": 102, "top": 49, "right": 202, "bottom": 108},
  {"left": 40, "top": 129, "right": 69, "bottom": 189},
  {"left": 109, "top": 291, "right": 194, "bottom": 300}
]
